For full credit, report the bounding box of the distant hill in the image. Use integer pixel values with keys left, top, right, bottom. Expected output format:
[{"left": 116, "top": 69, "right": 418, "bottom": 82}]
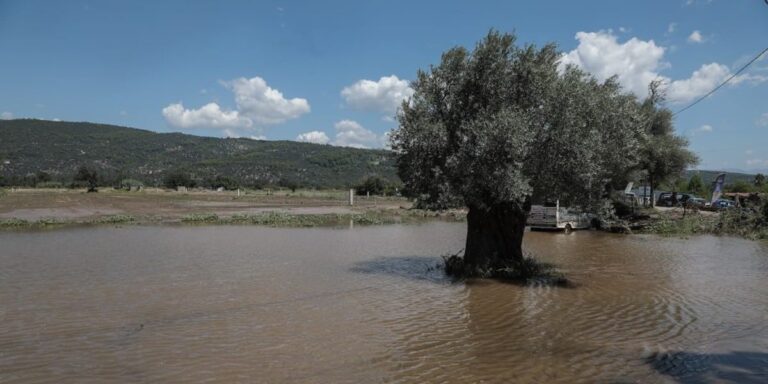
[
  {"left": 0, "top": 119, "right": 398, "bottom": 188},
  {"left": 683, "top": 169, "right": 757, "bottom": 185}
]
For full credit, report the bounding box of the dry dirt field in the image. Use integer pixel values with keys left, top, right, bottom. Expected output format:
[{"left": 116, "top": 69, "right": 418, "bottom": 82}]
[{"left": 0, "top": 188, "right": 411, "bottom": 222}]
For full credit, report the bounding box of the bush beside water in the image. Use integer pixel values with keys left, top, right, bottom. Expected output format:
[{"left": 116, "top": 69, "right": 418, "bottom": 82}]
[{"left": 643, "top": 201, "right": 768, "bottom": 240}]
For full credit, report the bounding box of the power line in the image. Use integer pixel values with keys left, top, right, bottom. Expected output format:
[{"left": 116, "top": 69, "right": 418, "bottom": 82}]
[{"left": 673, "top": 46, "right": 768, "bottom": 117}]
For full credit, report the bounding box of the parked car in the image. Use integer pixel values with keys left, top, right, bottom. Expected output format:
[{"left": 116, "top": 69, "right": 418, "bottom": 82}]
[
  {"left": 687, "top": 197, "right": 708, "bottom": 207},
  {"left": 657, "top": 192, "right": 696, "bottom": 207},
  {"left": 712, "top": 199, "right": 737, "bottom": 209}
]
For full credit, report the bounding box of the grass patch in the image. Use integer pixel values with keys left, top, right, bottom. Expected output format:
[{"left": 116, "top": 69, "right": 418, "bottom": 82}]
[
  {"left": 92, "top": 215, "right": 136, "bottom": 224},
  {"left": 0, "top": 218, "right": 31, "bottom": 228},
  {"left": 227, "top": 211, "right": 393, "bottom": 227},
  {"left": 35, "top": 217, "right": 66, "bottom": 226},
  {"left": 0, "top": 206, "right": 467, "bottom": 231},
  {"left": 0, "top": 217, "right": 67, "bottom": 229},
  {"left": 644, "top": 214, "right": 711, "bottom": 236},
  {"left": 0, "top": 215, "right": 138, "bottom": 229},
  {"left": 181, "top": 213, "right": 220, "bottom": 223},
  {"left": 642, "top": 208, "right": 768, "bottom": 241}
]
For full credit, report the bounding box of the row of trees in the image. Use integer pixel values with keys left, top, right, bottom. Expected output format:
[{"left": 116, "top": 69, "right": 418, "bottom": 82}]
[
  {"left": 667, "top": 173, "right": 768, "bottom": 198},
  {"left": 729, "top": 173, "right": 768, "bottom": 193},
  {"left": 354, "top": 176, "right": 401, "bottom": 196},
  {"left": 162, "top": 170, "right": 302, "bottom": 191},
  {"left": 0, "top": 168, "right": 101, "bottom": 191},
  {"left": 0, "top": 167, "right": 398, "bottom": 193},
  {"left": 391, "top": 31, "right": 698, "bottom": 276}
]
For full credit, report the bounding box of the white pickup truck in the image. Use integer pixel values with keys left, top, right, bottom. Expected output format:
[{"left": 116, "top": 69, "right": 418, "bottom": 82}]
[{"left": 527, "top": 201, "right": 593, "bottom": 232}]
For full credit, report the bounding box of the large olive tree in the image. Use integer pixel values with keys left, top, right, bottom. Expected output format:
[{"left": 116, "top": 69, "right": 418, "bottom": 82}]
[
  {"left": 638, "top": 84, "right": 699, "bottom": 206},
  {"left": 391, "top": 31, "right": 647, "bottom": 275}
]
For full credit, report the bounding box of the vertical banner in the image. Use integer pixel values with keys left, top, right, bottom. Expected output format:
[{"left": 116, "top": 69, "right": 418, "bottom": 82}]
[
  {"left": 624, "top": 182, "right": 634, "bottom": 195},
  {"left": 711, "top": 173, "right": 725, "bottom": 204}
]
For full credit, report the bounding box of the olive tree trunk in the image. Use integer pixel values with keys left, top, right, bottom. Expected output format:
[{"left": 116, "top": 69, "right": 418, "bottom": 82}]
[{"left": 463, "top": 202, "right": 528, "bottom": 272}]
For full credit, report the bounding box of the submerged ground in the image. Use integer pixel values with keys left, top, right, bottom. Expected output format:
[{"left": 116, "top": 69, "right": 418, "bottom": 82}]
[{"left": 1, "top": 222, "right": 767, "bottom": 383}]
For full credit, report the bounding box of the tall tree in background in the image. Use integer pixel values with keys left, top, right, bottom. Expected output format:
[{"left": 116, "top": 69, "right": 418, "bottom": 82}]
[
  {"left": 755, "top": 173, "right": 765, "bottom": 188},
  {"left": 639, "top": 81, "right": 699, "bottom": 206},
  {"left": 687, "top": 173, "right": 707, "bottom": 198},
  {"left": 392, "top": 31, "right": 650, "bottom": 276},
  {"left": 74, "top": 166, "right": 99, "bottom": 193}
]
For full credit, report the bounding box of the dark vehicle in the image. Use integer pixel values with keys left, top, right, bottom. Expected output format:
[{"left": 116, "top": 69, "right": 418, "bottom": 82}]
[
  {"left": 657, "top": 192, "right": 696, "bottom": 207},
  {"left": 712, "top": 199, "right": 737, "bottom": 209}
]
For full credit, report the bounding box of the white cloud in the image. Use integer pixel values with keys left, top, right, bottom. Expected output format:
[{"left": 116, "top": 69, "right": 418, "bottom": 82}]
[
  {"left": 341, "top": 75, "right": 414, "bottom": 114},
  {"left": 163, "top": 76, "right": 310, "bottom": 137},
  {"left": 746, "top": 158, "right": 768, "bottom": 167},
  {"left": 295, "top": 122, "right": 390, "bottom": 148},
  {"left": 332, "top": 120, "right": 384, "bottom": 148},
  {"left": 222, "top": 129, "right": 266, "bottom": 140},
  {"left": 0, "top": 111, "right": 13, "bottom": 120},
  {"left": 746, "top": 149, "right": 754, "bottom": 155},
  {"left": 162, "top": 102, "right": 252, "bottom": 130},
  {"left": 757, "top": 113, "right": 768, "bottom": 127},
  {"left": 226, "top": 76, "right": 310, "bottom": 125},
  {"left": 380, "top": 130, "right": 393, "bottom": 150},
  {"left": 559, "top": 31, "right": 666, "bottom": 98},
  {"left": 666, "top": 63, "right": 730, "bottom": 103},
  {"left": 686, "top": 0, "right": 714, "bottom": 6},
  {"left": 667, "top": 23, "right": 677, "bottom": 34},
  {"left": 690, "top": 124, "right": 713, "bottom": 135},
  {"left": 559, "top": 30, "right": 750, "bottom": 104},
  {"left": 687, "top": 30, "right": 704, "bottom": 43},
  {"left": 296, "top": 130, "right": 330, "bottom": 145},
  {"left": 731, "top": 73, "right": 768, "bottom": 86}
]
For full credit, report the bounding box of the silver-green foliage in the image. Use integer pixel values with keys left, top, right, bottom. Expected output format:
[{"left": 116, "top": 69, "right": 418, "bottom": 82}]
[{"left": 392, "top": 31, "right": 647, "bottom": 210}]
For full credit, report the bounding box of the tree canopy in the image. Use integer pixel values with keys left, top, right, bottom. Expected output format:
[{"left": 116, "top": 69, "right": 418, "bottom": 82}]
[
  {"left": 686, "top": 173, "right": 707, "bottom": 198},
  {"left": 74, "top": 166, "right": 99, "bottom": 192},
  {"left": 392, "top": 30, "right": 648, "bottom": 212}
]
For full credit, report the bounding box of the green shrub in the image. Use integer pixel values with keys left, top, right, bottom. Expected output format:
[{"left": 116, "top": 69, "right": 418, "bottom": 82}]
[
  {"left": 35, "top": 217, "right": 65, "bottom": 226},
  {"left": 74, "top": 165, "right": 100, "bottom": 192},
  {"left": 163, "top": 171, "right": 195, "bottom": 189},
  {"left": 181, "top": 213, "right": 219, "bottom": 222},
  {"left": 93, "top": 215, "right": 136, "bottom": 224},
  {"left": 0, "top": 218, "right": 30, "bottom": 228},
  {"left": 206, "top": 175, "right": 238, "bottom": 190}
]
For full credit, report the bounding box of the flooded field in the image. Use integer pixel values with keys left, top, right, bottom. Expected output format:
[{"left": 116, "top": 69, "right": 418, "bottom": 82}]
[{"left": 1, "top": 223, "right": 767, "bottom": 383}]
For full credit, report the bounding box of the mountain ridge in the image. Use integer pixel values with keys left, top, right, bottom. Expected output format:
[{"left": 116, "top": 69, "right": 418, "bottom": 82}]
[{"left": 0, "top": 119, "right": 399, "bottom": 188}]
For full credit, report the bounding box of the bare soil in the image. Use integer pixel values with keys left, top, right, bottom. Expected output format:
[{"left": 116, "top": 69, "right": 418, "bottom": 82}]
[{"left": 0, "top": 188, "right": 410, "bottom": 222}]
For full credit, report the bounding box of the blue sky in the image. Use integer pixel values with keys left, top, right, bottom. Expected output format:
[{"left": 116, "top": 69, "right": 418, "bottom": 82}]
[{"left": 1, "top": 0, "right": 767, "bottom": 171}]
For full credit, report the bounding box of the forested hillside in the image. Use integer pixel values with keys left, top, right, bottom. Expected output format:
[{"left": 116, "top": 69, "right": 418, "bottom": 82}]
[{"left": 0, "top": 119, "right": 398, "bottom": 188}]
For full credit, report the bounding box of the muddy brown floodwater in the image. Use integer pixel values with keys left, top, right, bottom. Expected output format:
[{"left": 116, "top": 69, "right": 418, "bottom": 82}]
[{"left": 1, "top": 223, "right": 767, "bottom": 383}]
